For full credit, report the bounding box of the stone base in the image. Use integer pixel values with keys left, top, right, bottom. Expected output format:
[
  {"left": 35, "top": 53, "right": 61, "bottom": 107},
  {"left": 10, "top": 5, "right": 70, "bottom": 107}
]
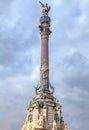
[
  {"left": 22, "top": 91, "right": 69, "bottom": 130},
  {"left": 35, "top": 128, "right": 48, "bottom": 130}
]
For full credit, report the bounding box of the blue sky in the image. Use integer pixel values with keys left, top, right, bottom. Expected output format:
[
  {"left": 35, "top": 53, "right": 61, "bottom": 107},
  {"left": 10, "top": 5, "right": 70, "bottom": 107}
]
[{"left": 0, "top": 0, "right": 89, "bottom": 130}]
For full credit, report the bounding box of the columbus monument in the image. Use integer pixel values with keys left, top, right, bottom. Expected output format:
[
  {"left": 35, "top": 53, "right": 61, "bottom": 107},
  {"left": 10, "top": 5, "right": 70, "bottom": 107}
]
[{"left": 21, "top": 2, "right": 69, "bottom": 130}]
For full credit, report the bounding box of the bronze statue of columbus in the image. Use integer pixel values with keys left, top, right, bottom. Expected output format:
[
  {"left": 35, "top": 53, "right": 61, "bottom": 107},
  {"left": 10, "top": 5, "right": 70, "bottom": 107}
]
[{"left": 39, "top": 1, "right": 51, "bottom": 14}]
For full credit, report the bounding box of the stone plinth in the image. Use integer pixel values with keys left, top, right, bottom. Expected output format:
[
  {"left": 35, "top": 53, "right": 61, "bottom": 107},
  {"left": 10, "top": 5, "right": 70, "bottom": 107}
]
[
  {"left": 35, "top": 128, "right": 48, "bottom": 130},
  {"left": 22, "top": 92, "right": 63, "bottom": 130}
]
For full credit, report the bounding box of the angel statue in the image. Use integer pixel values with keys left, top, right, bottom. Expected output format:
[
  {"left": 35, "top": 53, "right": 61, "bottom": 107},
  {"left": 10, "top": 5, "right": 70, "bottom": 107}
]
[
  {"left": 34, "top": 85, "right": 39, "bottom": 95},
  {"left": 39, "top": 1, "right": 51, "bottom": 14},
  {"left": 49, "top": 83, "right": 55, "bottom": 95}
]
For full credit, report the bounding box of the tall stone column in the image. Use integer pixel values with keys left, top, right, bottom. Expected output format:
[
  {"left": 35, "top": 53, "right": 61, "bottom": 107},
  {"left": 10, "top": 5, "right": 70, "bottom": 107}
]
[
  {"left": 39, "top": 2, "right": 51, "bottom": 92},
  {"left": 21, "top": 3, "right": 69, "bottom": 130}
]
